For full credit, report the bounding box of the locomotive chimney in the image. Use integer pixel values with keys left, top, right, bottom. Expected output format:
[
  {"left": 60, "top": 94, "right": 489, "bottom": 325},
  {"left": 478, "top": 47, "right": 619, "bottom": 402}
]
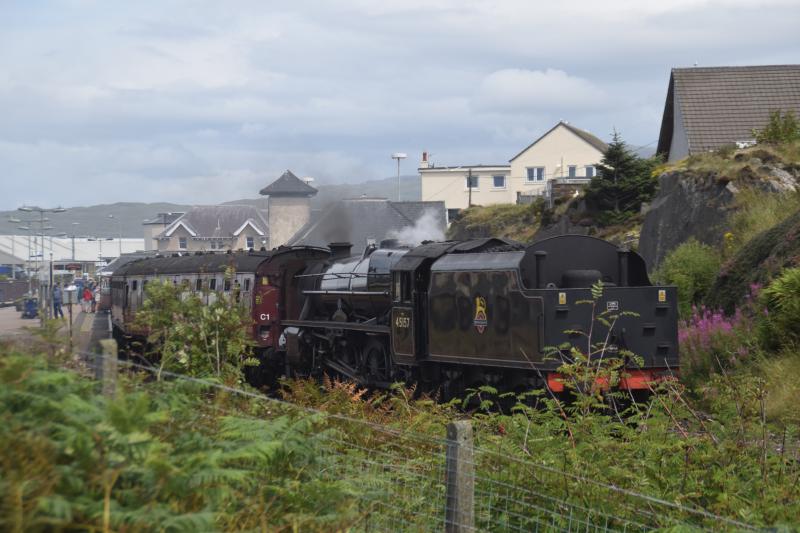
[
  {"left": 329, "top": 242, "right": 353, "bottom": 259},
  {"left": 380, "top": 238, "right": 400, "bottom": 249}
]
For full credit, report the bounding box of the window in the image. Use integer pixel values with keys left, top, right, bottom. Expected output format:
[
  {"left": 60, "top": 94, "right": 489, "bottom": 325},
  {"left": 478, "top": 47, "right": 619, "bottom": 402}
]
[
  {"left": 492, "top": 175, "right": 506, "bottom": 188},
  {"left": 392, "top": 273, "right": 402, "bottom": 302},
  {"left": 178, "top": 237, "right": 187, "bottom": 250},
  {"left": 466, "top": 174, "right": 479, "bottom": 189},
  {"left": 400, "top": 272, "right": 412, "bottom": 303},
  {"left": 132, "top": 280, "right": 138, "bottom": 291},
  {"left": 526, "top": 167, "right": 545, "bottom": 182},
  {"left": 568, "top": 165, "right": 577, "bottom": 178},
  {"left": 246, "top": 236, "right": 254, "bottom": 249},
  {"left": 195, "top": 278, "right": 202, "bottom": 291},
  {"left": 244, "top": 278, "right": 251, "bottom": 291},
  {"left": 224, "top": 279, "right": 231, "bottom": 292},
  {"left": 209, "top": 278, "right": 217, "bottom": 291},
  {"left": 586, "top": 165, "right": 595, "bottom": 178}
]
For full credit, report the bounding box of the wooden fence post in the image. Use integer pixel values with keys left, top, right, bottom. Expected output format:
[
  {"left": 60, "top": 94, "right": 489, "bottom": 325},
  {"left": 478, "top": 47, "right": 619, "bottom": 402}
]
[
  {"left": 97, "top": 339, "right": 118, "bottom": 398},
  {"left": 445, "top": 420, "right": 474, "bottom": 532}
]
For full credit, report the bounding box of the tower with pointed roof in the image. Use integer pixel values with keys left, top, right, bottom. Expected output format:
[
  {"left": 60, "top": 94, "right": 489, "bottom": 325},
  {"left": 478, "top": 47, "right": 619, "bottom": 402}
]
[{"left": 260, "top": 170, "right": 318, "bottom": 248}]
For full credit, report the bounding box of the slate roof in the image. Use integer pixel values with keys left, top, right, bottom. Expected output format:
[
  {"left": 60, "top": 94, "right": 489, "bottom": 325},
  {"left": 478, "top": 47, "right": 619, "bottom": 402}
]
[
  {"left": 657, "top": 65, "right": 800, "bottom": 157},
  {"left": 156, "top": 205, "right": 268, "bottom": 240},
  {"left": 510, "top": 121, "right": 607, "bottom": 162},
  {"left": 287, "top": 198, "right": 447, "bottom": 256},
  {"left": 259, "top": 170, "right": 318, "bottom": 197},
  {"left": 143, "top": 212, "right": 184, "bottom": 226}
]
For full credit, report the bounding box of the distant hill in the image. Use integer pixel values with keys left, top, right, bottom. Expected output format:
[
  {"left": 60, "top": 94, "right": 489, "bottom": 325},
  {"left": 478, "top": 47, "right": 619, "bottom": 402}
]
[{"left": 0, "top": 176, "right": 422, "bottom": 238}]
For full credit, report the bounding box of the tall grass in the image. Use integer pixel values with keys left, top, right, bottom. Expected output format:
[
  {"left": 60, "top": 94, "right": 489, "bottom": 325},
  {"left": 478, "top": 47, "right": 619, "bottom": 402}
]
[{"left": 728, "top": 188, "right": 800, "bottom": 253}]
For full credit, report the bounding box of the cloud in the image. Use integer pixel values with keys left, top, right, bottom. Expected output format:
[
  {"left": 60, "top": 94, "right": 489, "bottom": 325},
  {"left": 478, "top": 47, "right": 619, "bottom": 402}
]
[
  {"left": 0, "top": 1, "right": 799, "bottom": 209},
  {"left": 472, "top": 69, "right": 606, "bottom": 115}
]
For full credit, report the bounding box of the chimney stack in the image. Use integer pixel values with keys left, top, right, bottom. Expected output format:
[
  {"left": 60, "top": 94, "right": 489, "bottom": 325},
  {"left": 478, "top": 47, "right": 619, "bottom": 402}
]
[{"left": 420, "top": 151, "right": 430, "bottom": 169}]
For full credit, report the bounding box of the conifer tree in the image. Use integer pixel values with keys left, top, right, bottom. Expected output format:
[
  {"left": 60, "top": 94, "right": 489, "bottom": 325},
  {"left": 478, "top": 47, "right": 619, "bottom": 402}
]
[{"left": 584, "top": 130, "right": 659, "bottom": 225}]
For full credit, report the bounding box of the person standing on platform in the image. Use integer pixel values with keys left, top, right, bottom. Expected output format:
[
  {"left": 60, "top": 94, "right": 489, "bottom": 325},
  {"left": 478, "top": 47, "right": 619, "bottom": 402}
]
[
  {"left": 52, "top": 284, "right": 64, "bottom": 319},
  {"left": 82, "top": 286, "right": 93, "bottom": 313}
]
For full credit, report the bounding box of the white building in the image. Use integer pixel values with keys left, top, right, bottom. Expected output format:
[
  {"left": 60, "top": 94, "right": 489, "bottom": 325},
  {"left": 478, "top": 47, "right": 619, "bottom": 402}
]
[{"left": 420, "top": 121, "right": 607, "bottom": 213}]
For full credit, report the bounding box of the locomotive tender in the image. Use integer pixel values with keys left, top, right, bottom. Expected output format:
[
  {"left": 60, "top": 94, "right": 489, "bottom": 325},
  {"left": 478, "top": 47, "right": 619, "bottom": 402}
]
[{"left": 111, "top": 235, "right": 678, "bottom": 395}]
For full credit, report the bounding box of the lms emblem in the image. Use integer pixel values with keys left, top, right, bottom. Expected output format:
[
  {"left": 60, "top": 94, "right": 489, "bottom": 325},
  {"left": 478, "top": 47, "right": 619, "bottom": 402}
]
[{"left": 473, "top": 296, "right": 488, "bottom": 334}]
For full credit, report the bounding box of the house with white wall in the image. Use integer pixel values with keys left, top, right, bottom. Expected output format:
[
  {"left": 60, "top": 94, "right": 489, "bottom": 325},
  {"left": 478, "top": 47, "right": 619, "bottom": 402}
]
[
  {"left": 154, "top": 205, "right": 269, "bottom": 253},
  {"left": 420, "top": 121, "right": 607, "bottom": 214}
]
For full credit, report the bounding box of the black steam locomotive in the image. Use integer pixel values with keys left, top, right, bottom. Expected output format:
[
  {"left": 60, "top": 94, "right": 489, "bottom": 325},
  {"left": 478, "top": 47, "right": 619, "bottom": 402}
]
[{"left": 111, "top": 235, "right": 678, "bottom": 396}]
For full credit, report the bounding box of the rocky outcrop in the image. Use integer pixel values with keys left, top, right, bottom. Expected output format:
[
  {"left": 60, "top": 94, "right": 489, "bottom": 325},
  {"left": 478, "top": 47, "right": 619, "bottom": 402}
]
[
  {"left": 638, "top": 172, "right": 735, "bottom": 269},
  {"left": 706, "top": 209, "right": 800, "bottom": 314},
  {"left": 639, "top": 153, "right": 799, "bottom": 270}
]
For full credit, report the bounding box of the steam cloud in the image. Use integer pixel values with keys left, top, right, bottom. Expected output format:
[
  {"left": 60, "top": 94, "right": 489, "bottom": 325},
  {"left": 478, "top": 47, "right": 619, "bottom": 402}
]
[{"left": 389, "top": 209, "right": 445, "bottom": 247}]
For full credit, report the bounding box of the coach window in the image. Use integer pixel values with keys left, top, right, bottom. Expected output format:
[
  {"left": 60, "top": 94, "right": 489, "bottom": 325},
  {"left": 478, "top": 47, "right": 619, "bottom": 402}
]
[
  {"left": 224, "top": 279, "right": 231, "bottom": 292},
  {"left": 132, "top": 280, "right": 138, "bottom": 291},
  {"left": 210, "top": 278, "right": 217, "bottom": 291},
  {"left": 244, "top": 278, "right": 251, "bottom": 291},
  {"left": 195, "top": 278, "right": 202, "bottom": 291}
]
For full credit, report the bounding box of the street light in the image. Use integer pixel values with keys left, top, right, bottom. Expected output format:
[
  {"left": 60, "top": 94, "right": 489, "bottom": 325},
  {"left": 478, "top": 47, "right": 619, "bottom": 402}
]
[
  {"left": 108, "top": 214, "right": 122, "bottom": 256},
  {"left": 391, "top": 153, "right": 407, "bottom": 202},
  {"left": 17, "top": 205, "right": 67, "bottom": 321},
  {"left": 70, "top": 222, "right": 80, "bottom": 261}
]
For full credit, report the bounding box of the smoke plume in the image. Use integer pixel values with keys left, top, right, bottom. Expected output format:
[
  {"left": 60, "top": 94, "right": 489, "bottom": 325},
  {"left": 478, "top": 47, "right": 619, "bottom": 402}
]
[{"left": 389, "top": 209, "right": 445, "bottom": 247}]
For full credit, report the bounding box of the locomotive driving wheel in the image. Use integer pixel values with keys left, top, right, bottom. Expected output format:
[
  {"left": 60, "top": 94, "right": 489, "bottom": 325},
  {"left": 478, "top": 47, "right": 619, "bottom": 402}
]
[{"left": 362, "top": 339, "right": 390, "bottom": 384}]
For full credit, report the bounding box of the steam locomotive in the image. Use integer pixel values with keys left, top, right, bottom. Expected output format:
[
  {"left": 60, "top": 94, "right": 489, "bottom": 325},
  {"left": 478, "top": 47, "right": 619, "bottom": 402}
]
[{"left": 110, "top": 235, "right": 678, "bottom": 396}]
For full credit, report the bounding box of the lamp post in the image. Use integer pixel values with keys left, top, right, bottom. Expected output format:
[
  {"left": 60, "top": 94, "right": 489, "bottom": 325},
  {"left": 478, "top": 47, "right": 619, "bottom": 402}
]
[
  {"left": 9, "top": 217, "right": 36, "bottom": 284},
  {"left": 18, "top": 205, "right": 67, "bottom": 322},
  {"left": 108, "top": 214, "right": 122, "bottom": 256},
  {"left": 70, "top": 222, "right": 79, "bottom": 261},
  {"left": 391, "top": 152, "right": 407, "bottom": 202}
]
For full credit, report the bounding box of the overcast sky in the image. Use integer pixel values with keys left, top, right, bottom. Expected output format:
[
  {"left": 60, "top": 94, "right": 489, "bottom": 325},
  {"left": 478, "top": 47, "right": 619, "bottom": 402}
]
[{"left": 1, "top": 0, "right": 799, "bottom": 210}]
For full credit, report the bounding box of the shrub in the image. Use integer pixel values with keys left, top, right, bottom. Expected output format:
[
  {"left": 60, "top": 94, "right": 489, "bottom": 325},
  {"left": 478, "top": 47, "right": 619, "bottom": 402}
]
[
  {"left": 715, "top": 143, "right": 738, "bottom": 158},
  {"left": 132, "top": 270, "right": 256, "bottom": 381},
  {"left": 754, "top": 109, "right": 800, "bottom": 144},
  {"left": 678, "top": 305, "right": 752, "bottom": 389},
  {"left": 758, "top": 267, "right": 800, "bottom": 349},
  {"left": 655, "top": 239, "right": 722, "bottom": 317}
]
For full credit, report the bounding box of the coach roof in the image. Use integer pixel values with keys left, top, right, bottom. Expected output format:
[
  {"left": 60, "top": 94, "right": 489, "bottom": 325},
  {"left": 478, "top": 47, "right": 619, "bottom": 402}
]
[{"left": 113, "top": 251, "right": 272, "bottom": 277}]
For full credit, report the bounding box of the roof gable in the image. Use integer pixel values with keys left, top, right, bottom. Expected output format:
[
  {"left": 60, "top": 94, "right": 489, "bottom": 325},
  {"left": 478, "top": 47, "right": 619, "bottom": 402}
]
[
  {"left": 233, "top": 219, "right": 266, "bottom": 236},
  {"left": 259, "top": 170, "right": 318, "bottom": 197},
  {"left": 164, "top": 220, "right": 197, "bottom": 237},
  {"left": 158, "top": 205, "right": 268, "bottom": 239},
  {"left": 509, "top": 122, "right": 607, "bottom": 162},
  {"left": 658, "top": 65, "right": 800, "bottom": 156}
]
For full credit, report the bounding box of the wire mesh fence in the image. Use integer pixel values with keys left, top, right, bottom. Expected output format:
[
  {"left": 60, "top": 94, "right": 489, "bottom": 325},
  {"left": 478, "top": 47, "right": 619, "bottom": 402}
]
[{"left": 75, "top": 345, "right": 759, "bottom": 532}]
